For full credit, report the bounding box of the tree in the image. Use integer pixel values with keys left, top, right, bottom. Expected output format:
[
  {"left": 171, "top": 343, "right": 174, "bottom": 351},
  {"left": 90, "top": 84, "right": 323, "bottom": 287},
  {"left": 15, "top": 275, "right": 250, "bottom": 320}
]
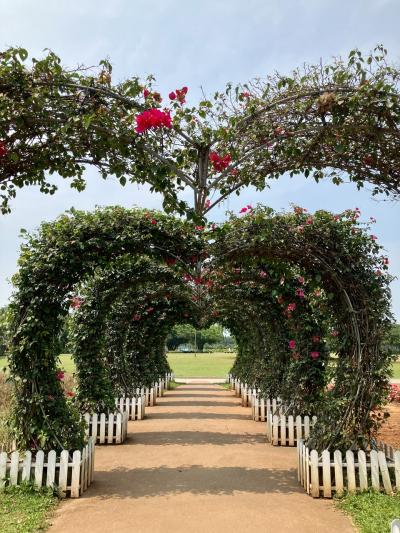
[
  {"left": 1, "top": 46, "right": 400, "bottom": 219},
  {"left": 166, "top": 323, "right": 225, "bottom": 351},
  {"left": 0, "top": 305, "right": 11, "bottom": 358}
]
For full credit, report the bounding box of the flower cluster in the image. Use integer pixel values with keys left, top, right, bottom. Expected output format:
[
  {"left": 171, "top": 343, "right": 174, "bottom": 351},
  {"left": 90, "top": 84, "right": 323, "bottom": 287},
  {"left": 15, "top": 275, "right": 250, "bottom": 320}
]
[
  {"left": 209, "top": 151, "right": 231, "bottom": 172},
  {"left": 70, "top": 296, "right": 83, "bottom": 309},
  {"left": 388, "top": 384, "right": 400, "bottom": 402},
  {"left": 169, "top": 86, "right": 188, "bottom": 104},
  {"left": 136, "top": 109, "right": 172, "bottom": 133}
]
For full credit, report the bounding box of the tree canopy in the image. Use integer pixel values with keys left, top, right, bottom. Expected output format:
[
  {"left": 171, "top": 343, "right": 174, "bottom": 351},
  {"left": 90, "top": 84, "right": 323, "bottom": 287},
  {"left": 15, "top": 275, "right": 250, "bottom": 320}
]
[{"left": 1, "top": 45, "right": 400, "bottom": 219}]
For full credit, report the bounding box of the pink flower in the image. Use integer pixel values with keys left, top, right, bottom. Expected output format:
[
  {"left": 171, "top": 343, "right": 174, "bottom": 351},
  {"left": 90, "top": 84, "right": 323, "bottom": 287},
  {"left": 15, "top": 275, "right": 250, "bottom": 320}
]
[
  {"left": 0, "top": 141, "right": 7, "bottom": 158},
  {"left": 295, "top": 288, "right": 305, "bottom": 298},
  {"left": 56, "top": 371, "right": 64, "bottom": 382},
  {"left": 135, "top": 109, "right": 172, "bottom": 133},
  {"left": 151, "top": 218, "right": 157, "bottom": 225},
  {"left": 209, "top": 151, "right": 232, "bottom": 172},
  {"left": 259, "top": 270, "right": 268, "bottom": 278},
  {"left": 370, "top": 235, "right": 377, "bottom": 241},
  {"left": 240, "top": 207, "right": 248, "bottom": 213},
  {"left": 297, "top": 276, "right": 305, "bottom": 284},
  {"left": 195, "top": 225, "right": 205, "bottom": 231},
  {"left": 241, "top": 92, "right": 251, "bottom": 98},
  {"left": 305, "top": 216, "right": 313, "bottom": 225},
  {"left": 169, "top": 91, "right": 176, "bottom": 100},
  {"left": 310, "top": 351, "right": 320, "bottom": 359},
  {"left": 287, "top": 303, "right": 296, "bottom": 312},
  {"left": 288, "top": 340, "right": 296, "bottom": 350}
]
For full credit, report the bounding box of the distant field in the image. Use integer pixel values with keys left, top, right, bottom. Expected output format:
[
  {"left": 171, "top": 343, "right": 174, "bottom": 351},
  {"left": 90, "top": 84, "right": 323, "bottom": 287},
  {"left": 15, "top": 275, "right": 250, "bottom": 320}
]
[
  {"left": 1, "top": 355, "right": 399, "bottom": 380},
  {"left": 167, "top": 352, "right": 235, "bottom": 378}
]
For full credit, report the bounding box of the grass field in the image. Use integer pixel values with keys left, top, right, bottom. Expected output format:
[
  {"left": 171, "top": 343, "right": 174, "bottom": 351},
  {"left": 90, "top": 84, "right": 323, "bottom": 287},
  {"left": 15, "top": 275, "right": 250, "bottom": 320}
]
[
  {"left": 1, "top": 352, "right": 236, "bottom": 378},
  {"left": 167, "top": 352, "right": 236, "bottom": 378}
]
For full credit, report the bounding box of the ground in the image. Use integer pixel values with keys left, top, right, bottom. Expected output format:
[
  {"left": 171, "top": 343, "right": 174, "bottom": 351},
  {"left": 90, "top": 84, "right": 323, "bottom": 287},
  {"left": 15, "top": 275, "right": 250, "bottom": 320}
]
[
  {"left": 378, "top": 402, "right": 400, "bottom": 449},
  {"left": 48, "top": 384, "right": 353, "bottom": 533}
]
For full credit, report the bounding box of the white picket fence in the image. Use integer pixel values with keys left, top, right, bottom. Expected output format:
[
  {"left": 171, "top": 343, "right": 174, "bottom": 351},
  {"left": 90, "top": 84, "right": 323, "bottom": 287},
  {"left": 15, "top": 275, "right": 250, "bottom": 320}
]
[
  {"left": 115, "top": 396, "right": 145, "bottom": 420},
  {"left": 136, "top": 387, "right": 156, "bottom": 407},
  {"left": 165, "top": 372, "right": 174, "bottom": 389},
  {"left": 298, "top": 438, "right": 400, "bottom": 498},
  {"left": 154, "top": 378, "right": 165, "bottom": 398},
  {"left": 84, "top": 412, "right": 128, "bottom": 444},
  {"left": 267, "top": 414, "right": 317, "bottom": 446},
  {"left": 252, "top": 397, "right": 282, "bottom": 422},
  {"left": 0, "top": 438, "right": 95, "bottom": 498}
]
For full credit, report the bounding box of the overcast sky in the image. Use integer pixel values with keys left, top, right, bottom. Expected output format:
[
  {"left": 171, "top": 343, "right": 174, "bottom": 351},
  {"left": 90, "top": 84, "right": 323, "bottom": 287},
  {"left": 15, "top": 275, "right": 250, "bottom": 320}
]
[{"left": 1, "top": 0, "right": 400, "bottom": 318}]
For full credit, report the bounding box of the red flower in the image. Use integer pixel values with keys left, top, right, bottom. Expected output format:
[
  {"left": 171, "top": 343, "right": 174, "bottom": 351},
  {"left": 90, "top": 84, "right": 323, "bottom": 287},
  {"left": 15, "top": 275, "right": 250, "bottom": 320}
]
[
  {"left": 55, "top": 371, "right": 64, "bottom": 382},
  {"left": 195, "top": 225, "right": 204, "bottom": 231},
  {"left": 240, "top": 207, "right": 248, "bottom": 213},
  {"left": 241, "top": 91, "right": 251, "bottom": 98},
  {"left": 175, "top": 86, "right": 188, "bottom": 104},
  {"left": 136, "top": 109, "right": 172, "bottom": 133},
  {"left": 287, "top": 303, "right": 296, "bottom": 312},
  {"left": 151, "top": 218, "right": 157, "bottom": 225},
  {"left": 0, "top": 141, "right": 7, "bottom": 158},
  {"left": 310, "top": 351, "right": 320, "bottom": 359},
  {"left": 295, "top": 288, "right": 305, "bottom": 298},
  {"left": 288, "top": 340, "right": 296, "bottom": 350},
  {"left": 143, "top": 89, "right": 150, "bottom": 98},
  {"left": 169, "top": 91, "right": 176, "bottom": 100},
  {"left": 209, "top": 151, "right": 232, "bottom": 172},
  {"left": 67, "top": 391, "right": 75, "bottom": 398}
]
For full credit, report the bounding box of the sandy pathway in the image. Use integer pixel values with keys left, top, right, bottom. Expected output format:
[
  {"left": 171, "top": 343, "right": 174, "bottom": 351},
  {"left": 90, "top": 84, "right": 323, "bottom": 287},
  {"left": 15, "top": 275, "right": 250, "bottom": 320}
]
[{"left": 49, "top": 384, "right": 353, "bottom": 533}]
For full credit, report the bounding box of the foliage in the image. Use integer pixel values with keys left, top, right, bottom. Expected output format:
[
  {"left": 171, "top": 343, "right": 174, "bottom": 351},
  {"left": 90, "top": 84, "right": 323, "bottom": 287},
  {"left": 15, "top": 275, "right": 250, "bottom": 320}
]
[
  {"left": 166, "top": 323, "right": 226, "bottom": 351},
  {"left": 0, "top": 305, "right": 11, "bottom": 358},
  {"left": 0, "top": 483, "right": 57, "bottom": 533},
  {"left": 1, "top": 46, "right": 400, "bottom": 218},
  {"left": 8, "top": 204, "right": 393, "bottom": 452},
  {"left": 336, "top": 490, "right": 400, "bottom": 533}
]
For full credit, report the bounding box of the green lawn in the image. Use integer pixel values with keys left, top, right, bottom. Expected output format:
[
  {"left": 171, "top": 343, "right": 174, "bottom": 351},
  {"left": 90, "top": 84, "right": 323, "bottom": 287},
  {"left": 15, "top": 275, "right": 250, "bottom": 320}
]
[
  {"left": 336, "top": 491, "right": 400, "bottom": 533},
  {"left": 1, "top": 352, "right": 236, "bottom": 379},
  {"left": 0, "top": 485, "right": 57, "bottom": 533},
  {"left": 167, "top": 352, "right": 235, "bottom": 378},
  {"left": 392, "top": 361, "right": 400, "bottom": 379}
]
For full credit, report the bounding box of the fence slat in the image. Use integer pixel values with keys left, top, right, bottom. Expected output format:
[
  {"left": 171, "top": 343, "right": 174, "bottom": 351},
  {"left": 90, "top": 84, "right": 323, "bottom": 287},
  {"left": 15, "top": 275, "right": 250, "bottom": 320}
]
[
  {"left": 107, "top": 413, "right": 114, "bottom": 444},
  {"left": 334, "top": 450, "right": 343, "bottom": 495},
  {"left": 370, "top": 450, "right": 380, "bottom": 490},
  {"left": 346, "top": 450, "right": 356, "bottom": 493},
  {"left": 296, "top": 416, "right": 302, "bottom": 442},
  {"left": 288, "top": 416, "right": 294, "bottom": 446},
  {"left": 58, "top": 450, "right": 69, "bottom": 498},
  {"left": 378, "top": 451, "right": 393, "bottom": 494},
  {"left": 99, "top": 413, "right": 106, "bottom": 444},
  {"left": 91, "top": 413, "right": 98, "bottom": 441},
  {"left": 273, "top": 415, "right": 279, "bottom": 446},
  {"left": 115, "top": 413, "right": 122, "bottom": 444},
  {"left": 322, "top": 450, "right": 331, "bottom": 498},
  {"left": 280, "top": 415, "right": 286, "bottom": 446},
  {"left": 0, "top": 452, "right": 8, "bottom": 487},
  {"left": 395, "top": 451, "right": 400, "bottom": 491},
  {"left": 358, "top": 450, "right": 368, "bottom": 491},
  {"left": 34, "top": 450, "right": 44, "bottom": 488},
  {"left": 70, "top": 450, "right": 81, "bottom": 498},
  {"left": 21, "top": 451, "right": 32, "bottom": 483},
  {"left": 310, "top": 450, "right": 319, "bottom": 497},
  {"left": 304, "top": 416, "right": 310, "bottom": 439},
  {"left": 10, "top": 451, "right": 19, "bottom": 485},
  {"left": 46, "top": 450, "right": 56, "bottom": 488}
]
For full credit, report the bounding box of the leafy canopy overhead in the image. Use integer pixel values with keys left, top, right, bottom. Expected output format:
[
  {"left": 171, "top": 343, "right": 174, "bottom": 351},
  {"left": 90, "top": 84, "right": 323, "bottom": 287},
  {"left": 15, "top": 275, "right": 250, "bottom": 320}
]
[{"left": 1, "top": 45, "right": 400, "bottom": 219}]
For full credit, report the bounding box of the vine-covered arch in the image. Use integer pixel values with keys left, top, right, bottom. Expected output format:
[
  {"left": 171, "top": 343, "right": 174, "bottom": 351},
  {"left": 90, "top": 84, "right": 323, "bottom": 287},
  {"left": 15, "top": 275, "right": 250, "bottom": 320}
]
[{"left": 8, "top": 204, "right": 392, "bottom": 453}]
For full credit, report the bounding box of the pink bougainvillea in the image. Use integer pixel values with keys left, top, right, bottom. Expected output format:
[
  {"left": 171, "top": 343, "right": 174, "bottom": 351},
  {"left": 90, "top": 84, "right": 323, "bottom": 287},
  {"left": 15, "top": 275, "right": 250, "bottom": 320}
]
[
  {"left": 136, "top": 109, "right": 172, "bottom": 133},
  {"left": 288, "top": 340, "right": 296, "bottom": 350},
  {"left": 70, "top": 296, "right": 83, "bottom": 309},
  {"left": 209, "top": 151, "right": 232, "bottom": 172},
  {"left": 55, "top": 371, "right": 64, "bottom": 382},
  {"left": 388, "top": 384, "right": 400, "bottom": 402},
  {"left": 310, "top": 351, "right": 320, "bottom": 359},
  {"left": 295, "top": 288, "right": 305, "bottom": 298}
]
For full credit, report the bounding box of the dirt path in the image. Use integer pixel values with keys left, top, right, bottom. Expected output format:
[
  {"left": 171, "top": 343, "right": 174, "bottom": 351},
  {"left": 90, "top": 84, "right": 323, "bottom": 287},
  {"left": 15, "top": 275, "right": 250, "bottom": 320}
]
[{"left": 49, "top": 385, "right": 353, "bottom": 533}]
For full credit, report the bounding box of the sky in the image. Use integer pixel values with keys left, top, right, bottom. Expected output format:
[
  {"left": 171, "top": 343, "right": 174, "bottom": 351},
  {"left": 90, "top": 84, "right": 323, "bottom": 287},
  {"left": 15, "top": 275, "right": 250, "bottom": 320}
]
[{"left": 0, "top": 0, "right": 400, "bottom": 318}]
